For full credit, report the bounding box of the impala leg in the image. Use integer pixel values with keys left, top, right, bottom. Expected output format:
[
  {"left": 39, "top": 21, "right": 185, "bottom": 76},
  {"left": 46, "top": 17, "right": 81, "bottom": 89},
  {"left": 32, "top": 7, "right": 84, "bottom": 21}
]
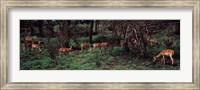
[
  {"left": 88, "top": 47, "right": 92, "bottom": 52},
  {"left": 163, "top": 59, "right": 165, "bottom": 65},
  {"left": 103, "top": 47, "right": 106, "bottom": 54},
  {"left": 31, "top": 47, "right": 34, "bottom": 51},
  {"left": 169, "top": 55, "right": 174, "bottom": 65},
  {"left": 39, "top": 48, "right": 41, "bottom": 53},
  {"left": 153, "top": 59, "right": 156, "bottom": 62},
  {"left": 59, "top": 52, "right": 61, "bottom": 56},
  {"left": 162, "top": 55, "right": 165, "bottom": 65},
  {"left": 81, "top": 47, "right": 83, "bottom": 52}
]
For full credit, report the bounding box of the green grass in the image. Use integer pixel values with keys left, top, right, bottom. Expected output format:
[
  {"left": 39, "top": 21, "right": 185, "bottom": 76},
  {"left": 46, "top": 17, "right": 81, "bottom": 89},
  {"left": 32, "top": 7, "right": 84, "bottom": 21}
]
[{"left": 20, "top": 44, "right": 180, "bottom": 70}]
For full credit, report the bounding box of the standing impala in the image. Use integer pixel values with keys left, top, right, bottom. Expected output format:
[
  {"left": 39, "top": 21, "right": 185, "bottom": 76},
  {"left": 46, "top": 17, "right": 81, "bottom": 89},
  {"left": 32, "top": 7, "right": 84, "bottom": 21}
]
[
  {"left": 59, "top": 46, "right": 72, "bottom": 54},
  {"left": 100, "top": 42, "right": 110, "bottom": 52},
  {"left": 92, "top": 42, "right": 101, "bottom": 49},
  {"left": 153, "top": 49, "right": 175, "bottom": 65},
  {"left": 147, "top": 37, "right": 157, "bottom": 46},
  {"left": 81, "top": 43, "right": 90, "bottom": 52},
  {"left": 33, "top": 40, "right": 45, "bottom": 48},
  {"left": 25, "top": 36, "right": 32, "bottom": 41},
  {"left": 21, "top": 39, "right": 32, "bottom": 51},
  {"left": 100, "top": 42, "right": 109, "bottom": 47}
]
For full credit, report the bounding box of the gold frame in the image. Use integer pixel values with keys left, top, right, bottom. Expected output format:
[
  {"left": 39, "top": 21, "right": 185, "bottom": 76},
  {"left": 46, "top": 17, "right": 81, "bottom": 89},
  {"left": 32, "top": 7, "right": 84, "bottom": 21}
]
[{"left": 0, "top": 0, "right": 199, "bottom": 89}]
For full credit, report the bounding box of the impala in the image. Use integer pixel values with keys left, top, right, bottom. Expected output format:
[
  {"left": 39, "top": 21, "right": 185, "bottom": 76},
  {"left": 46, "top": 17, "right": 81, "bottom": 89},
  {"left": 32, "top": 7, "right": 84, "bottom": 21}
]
[
  {"left": 31, "top": 43, "right": 41, "bottom": 52},
  {"left": 153, "top": 49, "right": 175, "bottom": 65},
  {"left": 100, "top": 42, "right": 109, "bottom": 47},
  {"left": 59, "top": 46, "right": 72, "bottom": 54},
  {"left": 147, "top": 37, "right": 157, "bottom": 45},
  {"left": 22, "top": 40, "right": 32, "bottom": 51},
  {"left": 25, "top": 36, "right": 32, "bottom": 41},
  {"left": 81, "top": 43, "right": 90, "bottom": 52},
  {"left": 100, "top": 42, "right": 110, "bottom": 52},
  {"left": 92, "top": 42, "right": 101, "bottom": 49},
  {"left": 130, "top": 38, "right": 137, "bottom": 45},
  {"left": 33, "top": 40, "right": 45, "bottom": 48}
]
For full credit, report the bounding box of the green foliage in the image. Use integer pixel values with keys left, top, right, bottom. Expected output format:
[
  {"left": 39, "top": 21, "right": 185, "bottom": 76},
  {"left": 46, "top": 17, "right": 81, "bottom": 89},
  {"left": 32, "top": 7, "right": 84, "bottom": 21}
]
[
  {"left": 79, "top": 37, "right": 89, "bottom": 43},
  {"left": 69, "top": 39, "right": 79, "bottom": 48},
  {"left": 20, "top": 53, "right": 52, "bottom": 70},
  {"left": 53, "top": 25, "right": 60, "bottom": 32},
  {"left": 78, "top": 24, "right": 89, "bottom": 28},
  {"left": 92, "top": 35, "right": 101, "bottom": 42}
]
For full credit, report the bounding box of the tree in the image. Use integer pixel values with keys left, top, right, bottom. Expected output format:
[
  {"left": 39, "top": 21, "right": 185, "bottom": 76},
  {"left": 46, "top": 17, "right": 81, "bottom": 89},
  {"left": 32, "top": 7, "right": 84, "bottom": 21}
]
[{"left": 89, "top": 20, "right": 94, "bottom": 44}]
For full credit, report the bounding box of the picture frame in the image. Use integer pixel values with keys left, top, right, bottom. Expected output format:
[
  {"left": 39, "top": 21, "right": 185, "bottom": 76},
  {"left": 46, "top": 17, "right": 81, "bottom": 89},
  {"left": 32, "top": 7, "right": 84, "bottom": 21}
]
[{"left": 0, "top": 0, "right": 199, "bottom": 89}]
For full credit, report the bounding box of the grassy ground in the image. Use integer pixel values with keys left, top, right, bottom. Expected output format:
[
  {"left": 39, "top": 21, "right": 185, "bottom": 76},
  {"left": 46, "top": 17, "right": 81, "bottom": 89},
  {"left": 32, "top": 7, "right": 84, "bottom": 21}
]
[{"left": 20, "top": 44, "right": 180, "bottom": 70}]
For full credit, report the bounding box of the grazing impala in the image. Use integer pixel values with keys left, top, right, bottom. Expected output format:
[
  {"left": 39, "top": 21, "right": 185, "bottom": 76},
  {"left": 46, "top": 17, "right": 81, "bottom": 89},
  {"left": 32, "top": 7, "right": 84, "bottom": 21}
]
[
  {"left": 31, "top": 43, "right": 41, "bottom": 52},
  {"left": 92, "top": 42, "right": 101, "bottom": 49},
  {"left": 153, "top": 49, "right": 175, "bottom": 65},
  {"left": 81, "top": 43, "right": 90, "bottom": 52},
  {"left": 59, "top": 46, "right": 72, "bottom": 54}
]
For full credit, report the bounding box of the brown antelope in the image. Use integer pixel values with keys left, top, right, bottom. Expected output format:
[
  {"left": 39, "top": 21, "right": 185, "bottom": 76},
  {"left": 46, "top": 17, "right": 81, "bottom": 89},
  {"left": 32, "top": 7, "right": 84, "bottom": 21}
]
[
  {"left": 33, "top": 40, "right": 45, "bottom": 48},
  {"left": 130, "top": 38, "right": 137, "bottom": 45},
  {"left": 21, "top": 36, "right": 32, "bottom": 50},
  {"left": 81, "top": 43, "right": 90, "bottom": 52},
  {"left": 21, "top": 39, "right": 32, "bottom": 51},
  {"left": 153, "top": 49, "right": 175, "bottom": 65},
  {"left": 120, "top": 38, "right": 138, "bottom": 47},
  {"left": 128, "top": 38, "right": 138, "bottom": 46},
  {"left": 100, "top": 42, "right": 110, "bottom": 52},
  {"left": 92, "top": 42, "right": 101, "bottom": 49},
  {"left": 25, "top": 36, "right": 32, "bottom": 41},
  {"left": 100, "top": 42, "right": 109, "bottom": 47},
  {"left": 59, "top": 46, "right": 72, "bottom": 54},
  {"left": 147, "top": 37, "right": 157, "bottom": 46},
  {"left": 31, "top": 43, "right": 41, "bottom": 52}
]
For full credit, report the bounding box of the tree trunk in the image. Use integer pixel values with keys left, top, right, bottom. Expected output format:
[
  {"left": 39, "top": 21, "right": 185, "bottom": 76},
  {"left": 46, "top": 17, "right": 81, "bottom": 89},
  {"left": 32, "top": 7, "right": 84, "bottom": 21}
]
[
  {"left": 124, "top": 39, "right": 130, "bottom": 54},
  {"left": 63, "top": 20, "right": 71, "bottom": 47},
  {"left": 89, "top": 20, "right": 94, "bottom": 44},
  {"left": 140, "top": 27, "right": 147, "bottom": 58},
  {"left": 95, "top": 20, "right": 98, "bottom": 32},
  {"left": 38, "top": 20, "right": 43, "bottom": 37}
]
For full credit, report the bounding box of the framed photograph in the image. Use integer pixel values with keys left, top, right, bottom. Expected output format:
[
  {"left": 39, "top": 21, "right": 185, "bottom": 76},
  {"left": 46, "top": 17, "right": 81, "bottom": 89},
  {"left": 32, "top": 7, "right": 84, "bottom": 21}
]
[{"left": 1, "top": 0, "right": 199, "bottom": 90}]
